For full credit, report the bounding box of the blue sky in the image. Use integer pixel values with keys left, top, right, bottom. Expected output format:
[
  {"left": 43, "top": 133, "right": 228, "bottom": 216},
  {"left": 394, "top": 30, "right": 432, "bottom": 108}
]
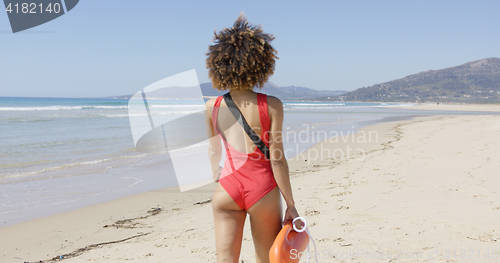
[{"left": 1, "top": 0, "right": 499, "bottom": 97}]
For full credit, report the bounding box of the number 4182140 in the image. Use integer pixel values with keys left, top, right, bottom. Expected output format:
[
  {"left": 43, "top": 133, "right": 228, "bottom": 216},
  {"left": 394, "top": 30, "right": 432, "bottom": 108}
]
[{"left": 5, "top": 3, "right": 61, "bottom": 14}]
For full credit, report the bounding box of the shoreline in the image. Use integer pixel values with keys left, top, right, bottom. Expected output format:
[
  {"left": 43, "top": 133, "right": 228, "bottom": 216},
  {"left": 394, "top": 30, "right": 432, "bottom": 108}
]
[
  {"left": 0, "top": 116, "right": 404, "bottom": 263},
  {"left": 4, "top": 101, "right": 498, "bottom": 230},
  {"left": 0, "top": 109, "right": 409, "bottom": 229},
  {"left": 394, "top": 102, "right": 500, "bottom": 112},
  {"left": 2, "top": 105, "right": 500, "bottom": 262}
]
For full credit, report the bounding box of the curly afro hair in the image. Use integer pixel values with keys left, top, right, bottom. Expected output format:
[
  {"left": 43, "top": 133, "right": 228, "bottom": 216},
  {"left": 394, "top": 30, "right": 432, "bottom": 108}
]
[{"left": 206, "top": 13, "right": 278, "bottom": 91}]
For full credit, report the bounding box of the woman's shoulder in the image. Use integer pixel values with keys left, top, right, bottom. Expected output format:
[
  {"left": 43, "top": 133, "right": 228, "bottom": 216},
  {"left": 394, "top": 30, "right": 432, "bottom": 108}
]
[
  {"left": 204, "top": 97, "right": 218, "bottom": 108},
  {"left": 262, "top": 95, "right": 283, "bottom": 119},
  {"left": 264, "top": 95, "right": 283, "bottom": 111}
]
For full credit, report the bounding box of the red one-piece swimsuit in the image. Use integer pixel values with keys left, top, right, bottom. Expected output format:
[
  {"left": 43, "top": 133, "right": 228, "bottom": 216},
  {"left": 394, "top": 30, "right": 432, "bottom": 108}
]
[{"left": 212, "top": 93, "right": 278, "bottom": 211}]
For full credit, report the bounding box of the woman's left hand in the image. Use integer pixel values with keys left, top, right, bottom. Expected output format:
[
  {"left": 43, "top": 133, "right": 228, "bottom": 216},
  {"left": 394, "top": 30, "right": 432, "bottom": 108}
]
[{"left": 283, "top": 206, "right": 300, "bottom": 227}]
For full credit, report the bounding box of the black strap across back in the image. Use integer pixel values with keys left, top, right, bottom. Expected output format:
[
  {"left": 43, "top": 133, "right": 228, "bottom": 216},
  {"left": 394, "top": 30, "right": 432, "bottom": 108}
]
[{"left": 223, "top": 93, "right": 270, "bottom": 160}]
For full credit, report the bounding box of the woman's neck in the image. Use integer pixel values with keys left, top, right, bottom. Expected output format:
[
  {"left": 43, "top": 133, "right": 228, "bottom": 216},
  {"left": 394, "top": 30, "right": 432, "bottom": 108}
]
[{"left": 229, "top": 89, "right": 256, "bottom": 97}]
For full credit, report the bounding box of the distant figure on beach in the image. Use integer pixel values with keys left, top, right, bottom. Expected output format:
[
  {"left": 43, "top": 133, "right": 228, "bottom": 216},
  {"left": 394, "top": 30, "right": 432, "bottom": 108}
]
[{"left": 204, "top": 14, "right": 299, "bottom": 263}]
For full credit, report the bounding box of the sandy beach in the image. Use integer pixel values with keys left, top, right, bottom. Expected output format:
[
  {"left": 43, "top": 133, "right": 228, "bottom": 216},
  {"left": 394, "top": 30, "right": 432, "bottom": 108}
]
[
  {"left": 2, "top": 105, "right": 500, "bottom": 263},
  {"left": 398, "top": 103, "right": 500, "bottom": 112}
]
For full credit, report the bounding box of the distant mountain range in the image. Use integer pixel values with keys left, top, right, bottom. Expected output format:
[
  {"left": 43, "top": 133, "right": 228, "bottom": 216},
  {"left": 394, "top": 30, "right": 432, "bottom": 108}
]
[
  {"left": 108, "top": 82, "right": 347, "bottom": 101},
  {"left": 316, "top": 57, "right": 500, "bottom": 103},
  {"left": 108, "top": 57, "right": 500, "bottom": 103},
  {"left": 199, "top": 82, "right": 347, "bottom": 100}
]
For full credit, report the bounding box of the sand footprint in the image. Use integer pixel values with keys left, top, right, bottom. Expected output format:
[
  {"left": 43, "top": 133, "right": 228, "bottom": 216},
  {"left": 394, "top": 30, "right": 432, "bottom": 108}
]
[
  {"left": 305, "top": 210, "right": 321, "bottom": 216},
  {"left": 332, "top": 191, "right": 352, "bottom": 196}
]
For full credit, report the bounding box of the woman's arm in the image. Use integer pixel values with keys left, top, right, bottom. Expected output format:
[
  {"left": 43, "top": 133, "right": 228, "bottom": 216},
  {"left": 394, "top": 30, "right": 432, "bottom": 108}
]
[
  {"left": 267, "top": 96, "right": 300, "bottom": 222},
  {"left": 204, "top": 99, "right": 223, "bottom": 182}
]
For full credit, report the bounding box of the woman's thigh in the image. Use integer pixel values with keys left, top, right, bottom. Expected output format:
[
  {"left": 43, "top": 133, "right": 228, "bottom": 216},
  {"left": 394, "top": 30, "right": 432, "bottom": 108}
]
[
  {"left": 247, "top": 187, "right": 282, "bottom": 263},
  {"left": 212, "top": 183, "right": 246, "bottom": 263}
]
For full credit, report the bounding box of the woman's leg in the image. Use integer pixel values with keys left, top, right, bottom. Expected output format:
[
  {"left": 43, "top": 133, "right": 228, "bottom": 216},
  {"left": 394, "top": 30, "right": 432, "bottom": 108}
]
[
  {"left": 247, "top": 187, "right": 282, "bottom": 263},
  {"left": 212, "top": 183, "right": 247, "bottom": 263}
]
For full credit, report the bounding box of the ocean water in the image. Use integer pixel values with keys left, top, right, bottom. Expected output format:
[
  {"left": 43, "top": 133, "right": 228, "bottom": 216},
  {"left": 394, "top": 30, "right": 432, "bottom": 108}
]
[{"left": 1, "top": 97, "right": 498, "bottom": 228}]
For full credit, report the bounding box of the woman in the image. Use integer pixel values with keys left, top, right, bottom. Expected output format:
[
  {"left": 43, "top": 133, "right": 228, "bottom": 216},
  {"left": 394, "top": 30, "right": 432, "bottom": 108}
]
[{"left": 204, "top": 14, "right": 300, "bottom": 263}]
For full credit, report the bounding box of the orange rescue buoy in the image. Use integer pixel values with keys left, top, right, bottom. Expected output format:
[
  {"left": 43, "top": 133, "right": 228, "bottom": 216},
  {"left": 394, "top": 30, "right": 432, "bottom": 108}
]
[{"left": 269, "top": 218, "right": 310, "bottom": 263}]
